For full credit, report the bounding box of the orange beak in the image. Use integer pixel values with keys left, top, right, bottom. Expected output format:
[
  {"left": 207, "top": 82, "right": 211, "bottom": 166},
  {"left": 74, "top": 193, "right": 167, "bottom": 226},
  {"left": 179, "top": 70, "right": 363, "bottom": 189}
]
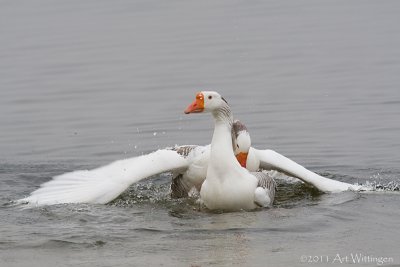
[
  {"left": 236, "top": 152, "right": 248, "bottom": 168},
  {"left": 184, "top": 92, "right": 205, "bottom": 114}
]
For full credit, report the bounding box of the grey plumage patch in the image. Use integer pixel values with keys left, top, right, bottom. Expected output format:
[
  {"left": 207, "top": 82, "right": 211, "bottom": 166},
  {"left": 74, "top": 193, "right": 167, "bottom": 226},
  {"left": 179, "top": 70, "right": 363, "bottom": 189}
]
[
  {"left": 215, "top": 106, "right": 232, "bottom": 125},
  {"left": 170, "top": 174, "right": 190, "bottom": 198},
  {"left": 232, "top": 120, "right": 248, "bottom": 138},
  {"left": 251, "top": 171, "right": 277, "bottom": 204},
  {"left": 169, "top": 145, "right": 197, "bottom": 158}
]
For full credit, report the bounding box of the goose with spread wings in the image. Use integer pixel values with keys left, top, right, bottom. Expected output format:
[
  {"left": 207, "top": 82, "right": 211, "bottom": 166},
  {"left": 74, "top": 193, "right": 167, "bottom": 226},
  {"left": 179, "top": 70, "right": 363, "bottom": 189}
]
[{"left": 19, "top": 95, "right": 361, "bottom": 206}]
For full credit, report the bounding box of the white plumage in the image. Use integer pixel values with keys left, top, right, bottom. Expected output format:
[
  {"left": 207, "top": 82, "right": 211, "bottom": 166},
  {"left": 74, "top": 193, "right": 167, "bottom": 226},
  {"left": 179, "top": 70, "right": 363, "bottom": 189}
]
[{"left": 18, "top": 92, "right": 362, "bottom": 207}]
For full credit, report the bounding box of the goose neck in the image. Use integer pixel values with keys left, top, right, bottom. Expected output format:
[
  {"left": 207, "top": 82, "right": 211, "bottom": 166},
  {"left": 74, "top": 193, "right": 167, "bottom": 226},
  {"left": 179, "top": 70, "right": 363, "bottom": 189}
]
[{"left": 209, "top": 105, "right": 236, "bottom": 165}]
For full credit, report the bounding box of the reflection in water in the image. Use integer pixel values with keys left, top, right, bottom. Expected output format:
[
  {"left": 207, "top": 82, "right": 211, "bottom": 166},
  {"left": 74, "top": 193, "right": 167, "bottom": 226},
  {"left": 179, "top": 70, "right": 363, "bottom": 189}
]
[
  {"left": 203, "top": 213, "right": 257, "bottom": 265},
  {"left": 169, "top": 212, "right": 259, "bottom": 266}
]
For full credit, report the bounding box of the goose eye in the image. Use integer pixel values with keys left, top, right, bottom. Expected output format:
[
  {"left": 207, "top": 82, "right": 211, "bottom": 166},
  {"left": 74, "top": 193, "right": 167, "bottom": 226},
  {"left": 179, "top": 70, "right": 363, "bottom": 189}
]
[
  {"left": 208, "top": 95, "right": 212, "bottom": 100},
  {"left": 237, "top": 144, "right": 239, "bottom": 148}
]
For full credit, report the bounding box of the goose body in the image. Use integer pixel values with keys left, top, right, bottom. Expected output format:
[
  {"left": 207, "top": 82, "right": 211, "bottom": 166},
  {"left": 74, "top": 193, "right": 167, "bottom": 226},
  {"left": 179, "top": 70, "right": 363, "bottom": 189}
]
[
  {"left": 185, "top": 91, "right": 276, "bottom": 210},
  {"left": 201, "top": 121, "right": 260, "bottom": 210}
]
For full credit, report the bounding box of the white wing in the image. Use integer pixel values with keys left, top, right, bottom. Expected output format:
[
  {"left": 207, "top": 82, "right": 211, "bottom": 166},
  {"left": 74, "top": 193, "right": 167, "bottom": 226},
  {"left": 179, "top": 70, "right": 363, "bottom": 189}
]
[
  {"left": 19, "top": 149, "right": 189, "bottom": 206},
  {"left": 251, "top": 148, "right": 361, "bottom": 192}
]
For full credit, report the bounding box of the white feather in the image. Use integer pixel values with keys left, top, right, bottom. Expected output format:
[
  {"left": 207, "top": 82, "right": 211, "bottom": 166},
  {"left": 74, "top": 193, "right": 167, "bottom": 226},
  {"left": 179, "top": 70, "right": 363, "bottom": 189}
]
[
  {"left": 19, "top": 149, "right": 189, "bottom": 206},
  {"left": 254, "top": 187, "right": 272, "bottom": 207},
  {"left": 252, "top": 148, "right": 362, "bottom": 192}
]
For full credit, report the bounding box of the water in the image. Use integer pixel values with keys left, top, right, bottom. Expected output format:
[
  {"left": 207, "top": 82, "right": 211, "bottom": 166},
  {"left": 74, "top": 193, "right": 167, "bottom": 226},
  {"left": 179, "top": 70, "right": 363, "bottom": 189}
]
[{"left": 1, "top": 0, "right": 400, "bottom": 266}]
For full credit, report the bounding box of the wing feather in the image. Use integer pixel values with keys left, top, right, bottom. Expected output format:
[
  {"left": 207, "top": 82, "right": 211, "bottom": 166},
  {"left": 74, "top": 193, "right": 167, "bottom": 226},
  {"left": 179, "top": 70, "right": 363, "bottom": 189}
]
[
  {"left": 252, "top": 148, "right": 361, "bottom": 192},
  {"left": 19, "top": 149, "right": 189, "bottom": 206}
]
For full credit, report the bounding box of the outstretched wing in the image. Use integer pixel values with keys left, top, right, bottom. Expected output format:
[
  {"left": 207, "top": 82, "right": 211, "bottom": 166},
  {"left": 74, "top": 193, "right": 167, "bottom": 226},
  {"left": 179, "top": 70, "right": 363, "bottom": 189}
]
[
  {"left": 19, "top": 149, "right": 190, "bottom": 206},
  {"left": 251, "top": 148, "right": 361, "bottom": 193}
]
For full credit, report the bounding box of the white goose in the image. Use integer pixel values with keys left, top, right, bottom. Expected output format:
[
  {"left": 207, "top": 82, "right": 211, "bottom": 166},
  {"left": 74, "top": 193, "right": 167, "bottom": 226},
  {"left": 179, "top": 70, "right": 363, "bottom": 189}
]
[
  {"left": 185, "top": 91, "right": 277, "bottom": 210},
  {"left": 184, "top": 91, "right": 362, "bottom": 211},
  {"left": 19, "top": 94, "right": 361, "bottom": 207}
]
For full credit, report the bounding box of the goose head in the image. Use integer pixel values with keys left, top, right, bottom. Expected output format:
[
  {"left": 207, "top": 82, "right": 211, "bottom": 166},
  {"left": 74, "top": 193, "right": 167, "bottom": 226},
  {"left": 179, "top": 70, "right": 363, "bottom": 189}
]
[
  {"left": 232, "top": 120, "right": 251, "bottom": 168},
  {"left": 184, "top": 91, "right": 228, "bottom": 114}
]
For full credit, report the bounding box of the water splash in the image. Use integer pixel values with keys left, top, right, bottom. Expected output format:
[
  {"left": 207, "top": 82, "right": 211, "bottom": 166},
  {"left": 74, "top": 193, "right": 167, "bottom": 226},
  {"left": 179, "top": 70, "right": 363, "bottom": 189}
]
[
  {"left": 356, "top": 180, "right": 400, "bottom": 192},
  {"left": 352, "top": 170, "right": 400, "bottom": 192}
]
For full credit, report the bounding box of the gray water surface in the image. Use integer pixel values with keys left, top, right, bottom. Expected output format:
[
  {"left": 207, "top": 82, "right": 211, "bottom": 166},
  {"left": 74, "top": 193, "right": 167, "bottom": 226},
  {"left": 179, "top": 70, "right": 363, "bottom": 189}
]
[{"left": 1, "top": 1, "right": 400, "bottom": 266}]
